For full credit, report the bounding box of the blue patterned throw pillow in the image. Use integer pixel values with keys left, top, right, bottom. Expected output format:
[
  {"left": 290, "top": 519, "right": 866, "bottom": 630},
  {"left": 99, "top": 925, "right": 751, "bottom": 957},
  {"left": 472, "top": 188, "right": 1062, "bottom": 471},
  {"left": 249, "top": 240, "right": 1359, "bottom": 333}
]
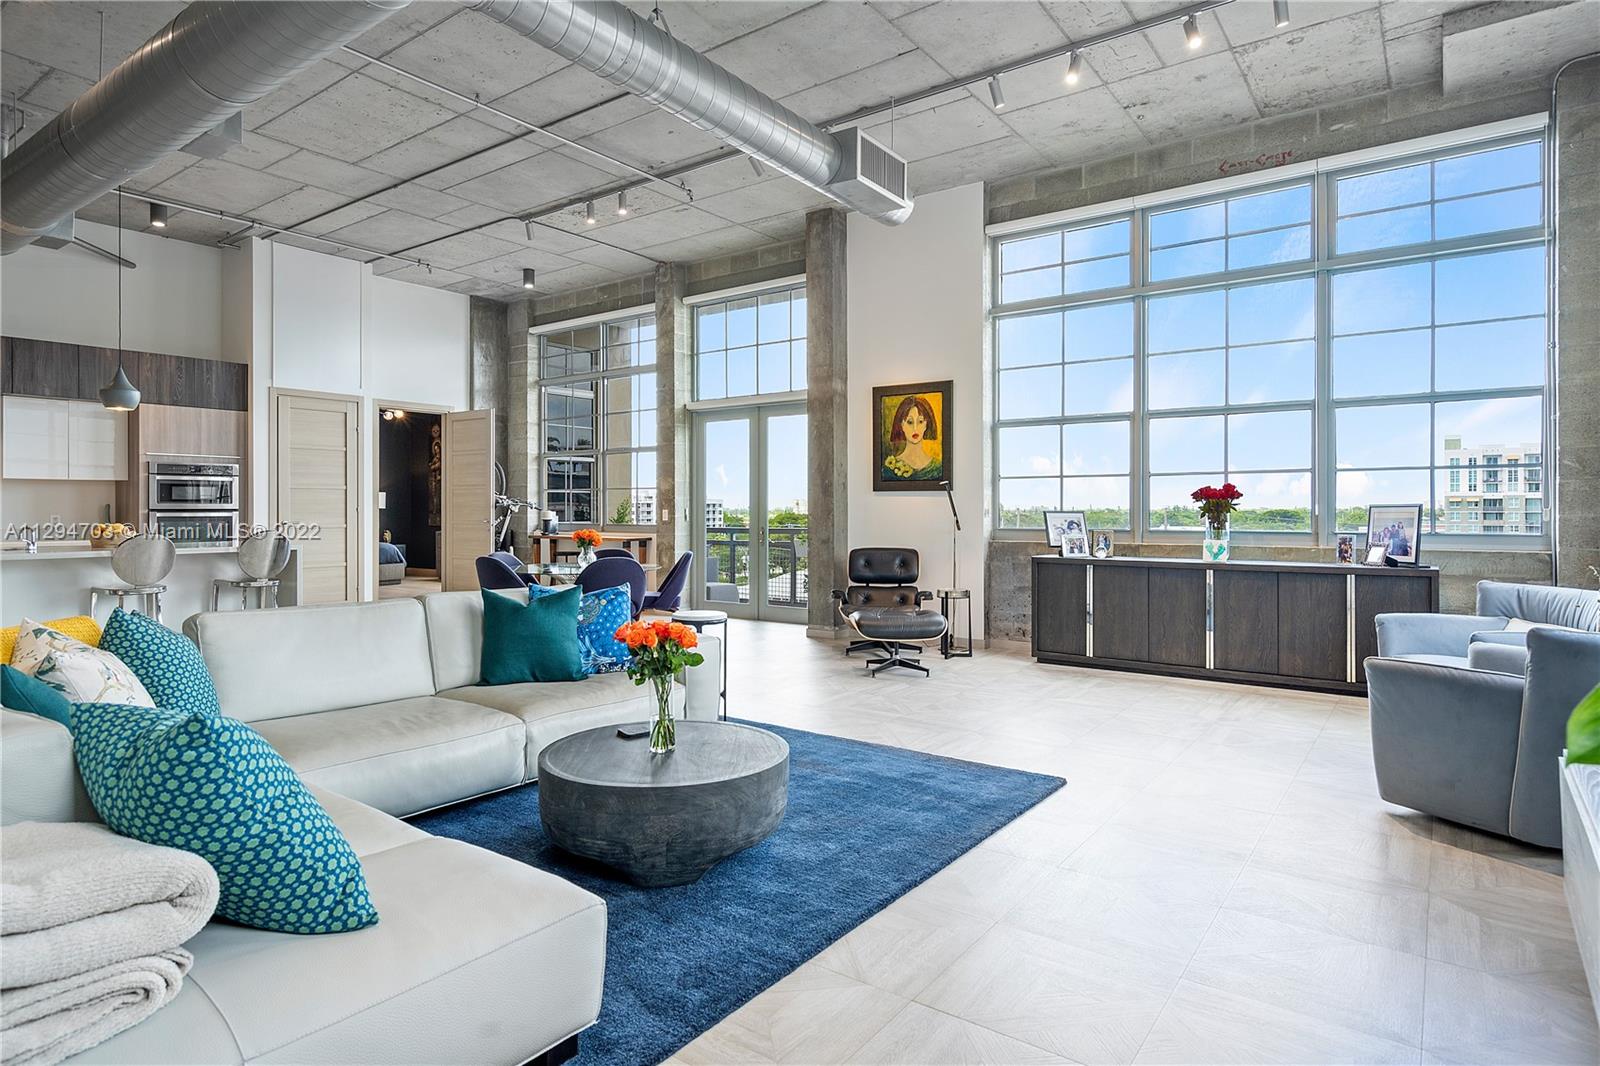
[
  {"left": 71, "top": 702, "right": 379, "bottom": 934},
  {"left": 576, "top": 584, "right": 634, "bottom": 674},
  {"left": 526, "top": 583, "right": 634, "bottom": 675},
  {"left": 97, "top": 608, "right": 221, "bottom": 717}
]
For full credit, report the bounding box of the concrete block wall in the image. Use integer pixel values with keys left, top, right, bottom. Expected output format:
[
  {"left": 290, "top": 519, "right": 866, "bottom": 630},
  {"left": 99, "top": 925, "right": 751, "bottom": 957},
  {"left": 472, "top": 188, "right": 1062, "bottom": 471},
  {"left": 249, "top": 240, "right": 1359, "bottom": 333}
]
[{"left": 984, "top": 73, "right": 1592, "bottom": 639}]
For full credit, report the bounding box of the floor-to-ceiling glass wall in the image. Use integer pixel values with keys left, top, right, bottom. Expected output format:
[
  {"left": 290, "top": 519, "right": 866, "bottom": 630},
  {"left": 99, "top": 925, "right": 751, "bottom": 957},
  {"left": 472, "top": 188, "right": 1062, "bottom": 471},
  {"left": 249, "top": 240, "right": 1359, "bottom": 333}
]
[{"left": 690, "top": 282, "right": 809, "bottom": 621}]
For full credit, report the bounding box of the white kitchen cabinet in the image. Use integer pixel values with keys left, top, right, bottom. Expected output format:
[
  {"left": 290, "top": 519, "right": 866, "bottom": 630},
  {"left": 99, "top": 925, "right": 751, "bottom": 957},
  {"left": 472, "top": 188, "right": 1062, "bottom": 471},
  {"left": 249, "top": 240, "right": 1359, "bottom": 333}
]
[{"left": 2, "top": 396, "right": 127, "bottom": 481}]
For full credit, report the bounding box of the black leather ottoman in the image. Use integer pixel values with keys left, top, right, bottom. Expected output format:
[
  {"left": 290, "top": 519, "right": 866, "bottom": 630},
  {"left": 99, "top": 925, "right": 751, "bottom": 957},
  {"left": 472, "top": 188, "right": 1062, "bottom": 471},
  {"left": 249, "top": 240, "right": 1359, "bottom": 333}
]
[{"left": 847, "top": 607, "right": 948, "bottom": 676}]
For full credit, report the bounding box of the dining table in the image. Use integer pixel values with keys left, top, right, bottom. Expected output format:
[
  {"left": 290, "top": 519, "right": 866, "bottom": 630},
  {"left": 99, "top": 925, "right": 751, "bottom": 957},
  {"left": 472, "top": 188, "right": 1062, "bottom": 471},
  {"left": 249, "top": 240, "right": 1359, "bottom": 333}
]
[{"left": 520, "top": 561, "right": 660, "bottom": 585}]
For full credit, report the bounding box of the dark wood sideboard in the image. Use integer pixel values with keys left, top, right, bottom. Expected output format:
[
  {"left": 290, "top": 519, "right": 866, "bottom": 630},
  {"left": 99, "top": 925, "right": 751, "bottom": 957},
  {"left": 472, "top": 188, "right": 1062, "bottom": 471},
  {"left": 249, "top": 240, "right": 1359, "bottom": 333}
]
[{"left": 1032, "top": 555, "right": 1440, "bottom": 694}]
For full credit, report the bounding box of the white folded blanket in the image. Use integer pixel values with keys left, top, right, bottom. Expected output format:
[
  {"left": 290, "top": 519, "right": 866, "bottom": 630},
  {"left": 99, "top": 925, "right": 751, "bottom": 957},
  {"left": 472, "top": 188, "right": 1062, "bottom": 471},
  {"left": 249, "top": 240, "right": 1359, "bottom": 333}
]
[
  {"left": 0, "top": 951, "right": 191, "bottom": 1066},
  {"left": 2, "top": 822, "right": 218, "bottom": 989},
  {"left": 1, "top": 822, "right": 219, "bottom": 1065}
]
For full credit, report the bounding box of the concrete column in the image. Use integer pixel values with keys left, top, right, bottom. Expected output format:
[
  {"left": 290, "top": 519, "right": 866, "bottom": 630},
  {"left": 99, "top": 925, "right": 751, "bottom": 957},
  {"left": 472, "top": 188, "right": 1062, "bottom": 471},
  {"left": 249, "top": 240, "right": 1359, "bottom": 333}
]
[
  {"left": 655, "top": 262, "right": 691, "bottom": 578},
  {"left": 805, "top": 208, "right": 848, "bottom": 633},
  {"left": 505, "top": 299, "right": 535, "bottom": 554},
  {"left": 469, "top": 296, "right": 509, "bottom": 477},
  {"left": 1556, "top": 56, "right": 1600, "bottom": 585}
]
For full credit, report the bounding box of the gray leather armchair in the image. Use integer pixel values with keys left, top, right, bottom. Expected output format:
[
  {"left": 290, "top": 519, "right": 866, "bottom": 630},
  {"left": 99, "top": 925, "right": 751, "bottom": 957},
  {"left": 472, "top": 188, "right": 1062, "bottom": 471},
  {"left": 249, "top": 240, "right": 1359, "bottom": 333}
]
[
  {"left": 831, "top": 548, "right": 948, "bottom": 677},
  {"left": 1367, "top": 580, "right": 1600, "bottom": 848}
]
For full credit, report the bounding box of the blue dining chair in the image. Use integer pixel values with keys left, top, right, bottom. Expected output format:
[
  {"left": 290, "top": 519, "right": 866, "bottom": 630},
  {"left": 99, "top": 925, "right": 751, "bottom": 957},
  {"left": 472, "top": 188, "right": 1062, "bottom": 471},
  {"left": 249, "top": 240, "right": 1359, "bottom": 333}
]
[
  {"left": 593, "top": 547, "right": 635, "bottom": 559},
  {"left": 475, "top": 552, "right": 527, "bottom": 591},
  {"left": 578, "top": 556, "right": 647, "bottom": 617},
  {"left": 641, "top": 551, "right": 693, "bottom": 614}
]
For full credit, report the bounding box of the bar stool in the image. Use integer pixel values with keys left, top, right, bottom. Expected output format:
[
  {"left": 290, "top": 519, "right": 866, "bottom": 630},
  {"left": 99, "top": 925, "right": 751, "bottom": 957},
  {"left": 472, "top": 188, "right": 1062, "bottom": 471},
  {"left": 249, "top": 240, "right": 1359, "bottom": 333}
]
[
  {"left": 90, "top": 534, "right": 176, "bottom": 624},
  {"left": 213, "top": 531, "right": 291, "bottom": 611},
  {"left": 674, "top": 609, "right": 728, "bottom": 720}
]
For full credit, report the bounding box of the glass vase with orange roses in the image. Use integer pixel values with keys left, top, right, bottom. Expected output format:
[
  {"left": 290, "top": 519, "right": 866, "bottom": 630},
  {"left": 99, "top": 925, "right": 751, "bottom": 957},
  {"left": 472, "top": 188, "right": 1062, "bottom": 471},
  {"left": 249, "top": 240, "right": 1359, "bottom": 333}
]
[{"left": 615, "top": 619, "right": 705, "bottom": 753}]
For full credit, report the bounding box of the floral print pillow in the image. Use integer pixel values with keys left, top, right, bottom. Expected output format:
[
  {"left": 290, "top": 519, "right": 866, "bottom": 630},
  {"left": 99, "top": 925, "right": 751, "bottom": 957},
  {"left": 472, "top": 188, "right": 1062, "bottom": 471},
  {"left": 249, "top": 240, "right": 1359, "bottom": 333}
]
[{"left": 9, "top": 618, "right": 154, "bottom": 707}]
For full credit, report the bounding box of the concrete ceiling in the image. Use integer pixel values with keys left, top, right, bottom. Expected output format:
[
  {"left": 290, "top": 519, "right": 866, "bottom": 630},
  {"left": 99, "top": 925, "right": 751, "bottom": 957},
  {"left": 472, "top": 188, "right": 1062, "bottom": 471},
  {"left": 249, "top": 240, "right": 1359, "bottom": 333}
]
[{"left": 0, "top": 0, "right": 1576, "bottom": 301}]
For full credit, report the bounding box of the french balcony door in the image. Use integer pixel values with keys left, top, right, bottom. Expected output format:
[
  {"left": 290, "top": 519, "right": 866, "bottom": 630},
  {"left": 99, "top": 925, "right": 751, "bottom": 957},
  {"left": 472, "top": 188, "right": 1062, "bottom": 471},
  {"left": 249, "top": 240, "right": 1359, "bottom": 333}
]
[{"left": 694, "top": 403, "right": 808, "bottom": 622}]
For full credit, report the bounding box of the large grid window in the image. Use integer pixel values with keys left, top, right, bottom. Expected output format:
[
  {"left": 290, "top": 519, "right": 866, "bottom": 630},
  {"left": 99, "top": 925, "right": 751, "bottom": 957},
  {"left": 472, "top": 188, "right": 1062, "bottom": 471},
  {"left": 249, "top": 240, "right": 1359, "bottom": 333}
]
[
  {"left": 694, "top": 286, "right": 807, "bottom": 400},
  {"left": 993, "top": 132, "right": 1548, "bottom": 542},
  {"left": 537, "top": 313, "right": 655, "bottom": 525}
]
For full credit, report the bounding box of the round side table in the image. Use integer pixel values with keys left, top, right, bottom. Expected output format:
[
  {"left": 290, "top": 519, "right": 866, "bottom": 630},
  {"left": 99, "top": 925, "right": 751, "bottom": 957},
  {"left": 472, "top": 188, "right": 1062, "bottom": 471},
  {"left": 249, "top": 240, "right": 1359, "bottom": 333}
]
[
  {"left": 936, "top": 589, "right": 972, "bottom": 659},
  {"left": 673, "top": 609, "right": 728, "bottom": 720}
]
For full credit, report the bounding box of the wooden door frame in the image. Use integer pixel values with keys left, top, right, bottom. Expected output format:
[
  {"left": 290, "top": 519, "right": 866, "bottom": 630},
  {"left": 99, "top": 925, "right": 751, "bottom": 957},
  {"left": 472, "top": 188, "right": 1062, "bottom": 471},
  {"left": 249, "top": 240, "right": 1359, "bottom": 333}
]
[
  {"left": 269, "top": 387, "right": 362, "bottom": 603},
  {"left": 370, "top": 397, "right": 454, "bottom": 595}
]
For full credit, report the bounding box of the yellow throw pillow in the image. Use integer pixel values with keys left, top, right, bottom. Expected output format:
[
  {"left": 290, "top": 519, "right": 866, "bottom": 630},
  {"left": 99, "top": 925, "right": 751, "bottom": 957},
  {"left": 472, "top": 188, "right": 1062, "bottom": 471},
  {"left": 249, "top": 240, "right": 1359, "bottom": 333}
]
[{"left": 0, "top": 616, "right": 101, "bottom": 664}]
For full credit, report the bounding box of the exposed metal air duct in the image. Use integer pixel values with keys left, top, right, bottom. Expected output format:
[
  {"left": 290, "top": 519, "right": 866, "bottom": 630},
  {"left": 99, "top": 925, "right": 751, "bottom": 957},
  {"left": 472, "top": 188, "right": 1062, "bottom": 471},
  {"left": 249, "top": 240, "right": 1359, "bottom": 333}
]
[
  {"left": 462, "top": 0, "right": 913, "bottom": 224},
  {"left": 0, "top": 1, "right": 411, "bottom": 255}
]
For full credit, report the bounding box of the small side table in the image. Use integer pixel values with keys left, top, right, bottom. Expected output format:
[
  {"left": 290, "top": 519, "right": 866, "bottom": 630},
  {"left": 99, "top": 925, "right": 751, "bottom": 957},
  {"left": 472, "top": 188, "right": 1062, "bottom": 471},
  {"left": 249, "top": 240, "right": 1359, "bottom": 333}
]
[
  {"left": 673, "top": 609, "right": 728, "bottom": 720},
  {"left": 936, "top": 589, "right": 972, "bottom": 659}
]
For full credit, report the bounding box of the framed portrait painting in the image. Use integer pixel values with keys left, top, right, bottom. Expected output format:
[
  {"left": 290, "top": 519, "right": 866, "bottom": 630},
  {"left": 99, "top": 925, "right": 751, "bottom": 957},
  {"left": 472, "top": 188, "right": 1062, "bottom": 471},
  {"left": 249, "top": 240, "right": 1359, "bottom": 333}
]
[{"left": 873, "top": 380, "right": 952, "bottom": 492}]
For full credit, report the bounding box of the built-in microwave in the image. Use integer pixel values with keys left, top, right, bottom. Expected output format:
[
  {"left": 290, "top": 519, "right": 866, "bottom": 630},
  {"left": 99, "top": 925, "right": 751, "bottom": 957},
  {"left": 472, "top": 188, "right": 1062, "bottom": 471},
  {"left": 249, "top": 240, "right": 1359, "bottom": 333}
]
[
  {"left": 148, "top": 460, "right": 239, "bottom": 510},
  {"left": 145, "top": 510, "right": 238, "bottom": 546}
]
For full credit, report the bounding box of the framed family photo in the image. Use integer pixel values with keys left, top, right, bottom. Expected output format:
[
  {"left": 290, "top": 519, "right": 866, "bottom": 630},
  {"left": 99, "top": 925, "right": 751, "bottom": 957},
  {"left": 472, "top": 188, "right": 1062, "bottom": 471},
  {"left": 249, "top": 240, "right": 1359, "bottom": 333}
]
[
  {"left": 1044, "top": 510, "right": 1089, "bottom": 557},
  {"left": 872, "top": 380, "right": 952, "bottom": 492},
  {"left": 1365, "top": 503, "right": 1423, "bottom": 566}
]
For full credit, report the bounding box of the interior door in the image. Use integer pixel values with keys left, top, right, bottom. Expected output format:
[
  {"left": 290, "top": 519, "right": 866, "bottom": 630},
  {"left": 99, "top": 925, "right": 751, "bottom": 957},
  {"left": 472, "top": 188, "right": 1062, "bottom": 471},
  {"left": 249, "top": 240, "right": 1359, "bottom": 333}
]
[
  {"left": 441, "top": 408, "right": 495, "bottom": 591},
  {"left": 273, "top": 393, "right": 358, "bottom": 604}
]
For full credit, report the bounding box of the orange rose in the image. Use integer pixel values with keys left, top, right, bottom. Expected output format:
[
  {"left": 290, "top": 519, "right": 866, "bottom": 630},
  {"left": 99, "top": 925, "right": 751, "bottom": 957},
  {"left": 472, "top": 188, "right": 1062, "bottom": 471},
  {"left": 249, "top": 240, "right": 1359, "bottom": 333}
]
[{"left": 642, "top": 630, "right": 658, "bottom": 648}]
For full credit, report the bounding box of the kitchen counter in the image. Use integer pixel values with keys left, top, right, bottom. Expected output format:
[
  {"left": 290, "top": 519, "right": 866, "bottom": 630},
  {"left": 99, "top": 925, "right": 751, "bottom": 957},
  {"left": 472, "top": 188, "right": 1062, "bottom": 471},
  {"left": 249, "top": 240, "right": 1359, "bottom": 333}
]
[
  {"left": 1, "top": 544, "right": 241, "bottom": 561},
  {"left": 0, "top": 544, "right": 301, "bottom": 629}
]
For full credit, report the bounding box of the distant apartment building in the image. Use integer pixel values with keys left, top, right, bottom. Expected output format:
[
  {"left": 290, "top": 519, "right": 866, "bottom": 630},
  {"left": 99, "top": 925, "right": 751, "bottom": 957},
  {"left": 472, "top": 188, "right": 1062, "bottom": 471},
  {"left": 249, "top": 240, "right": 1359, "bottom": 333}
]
[
  {"left": 705, "top": 500, "right": 725, "bottom": 527},
  {"left": 1440, "top": 438, "right": 1543, "bottom": 534}
]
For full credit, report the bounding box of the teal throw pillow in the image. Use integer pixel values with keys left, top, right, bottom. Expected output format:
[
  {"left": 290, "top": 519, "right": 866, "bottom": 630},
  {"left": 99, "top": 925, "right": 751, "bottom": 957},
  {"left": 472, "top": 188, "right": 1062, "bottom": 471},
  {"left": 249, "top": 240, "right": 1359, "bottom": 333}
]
[
  {"left": 71, "top": 702, "right": 379, "bottom": 934},
  {"left": 576, "top": 584, "right": 634, "bottom": 675},
  {"left": 1, "top": 665, "right": 74, "bottom": 727},
  {"left": 98, "top": 608, "right": 221, "bottom": 717},
  {"left": 479, "top": 586, "right": 585, "bottom": 684}
]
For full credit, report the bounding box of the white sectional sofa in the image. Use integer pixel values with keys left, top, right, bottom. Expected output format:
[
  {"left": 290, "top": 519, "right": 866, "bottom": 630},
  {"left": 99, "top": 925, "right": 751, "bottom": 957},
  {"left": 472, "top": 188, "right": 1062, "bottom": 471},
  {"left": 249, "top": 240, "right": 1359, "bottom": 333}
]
[{"left": 0, "top": 590, "right": 721, "bottom": 1064}]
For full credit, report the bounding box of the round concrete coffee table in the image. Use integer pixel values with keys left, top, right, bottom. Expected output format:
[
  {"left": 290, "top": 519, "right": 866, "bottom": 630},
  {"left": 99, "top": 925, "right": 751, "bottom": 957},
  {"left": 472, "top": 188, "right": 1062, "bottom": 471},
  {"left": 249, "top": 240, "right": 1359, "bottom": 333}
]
[{"left": 537, "top": 721, "right": 789, "bottom": 887}]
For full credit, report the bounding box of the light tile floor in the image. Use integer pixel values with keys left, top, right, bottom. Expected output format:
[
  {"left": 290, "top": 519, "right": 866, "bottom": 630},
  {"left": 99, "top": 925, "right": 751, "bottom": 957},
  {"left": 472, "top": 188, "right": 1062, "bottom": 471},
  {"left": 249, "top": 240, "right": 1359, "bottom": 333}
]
[{"left": 668, "top": 620, "right": 1597, "bottom": 1066}]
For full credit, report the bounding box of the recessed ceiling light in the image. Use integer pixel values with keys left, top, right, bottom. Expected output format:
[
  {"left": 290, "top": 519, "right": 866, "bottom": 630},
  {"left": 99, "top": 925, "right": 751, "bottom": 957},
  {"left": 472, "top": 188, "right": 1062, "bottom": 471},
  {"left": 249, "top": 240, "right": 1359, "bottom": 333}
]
[
  {"left": 149, "top": 203, "right": 168, "bottom": 228},
  {"left": 1182, "top": 14, "right": 1202, "bottom": 49},
  {"left": 1065, "top": 51, "right": 1082, "bottom": 86},
  {"left": 988, "top": 75, "right": 1007, "bottom": 111}
]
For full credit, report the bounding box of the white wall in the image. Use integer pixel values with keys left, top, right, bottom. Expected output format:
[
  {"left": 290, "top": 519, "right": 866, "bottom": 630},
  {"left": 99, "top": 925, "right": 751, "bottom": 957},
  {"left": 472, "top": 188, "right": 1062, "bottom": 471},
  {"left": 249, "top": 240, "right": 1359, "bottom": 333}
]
[
  {"left": 0, "top": 219, "right": 226, "bottom": 360},
  {"left": 228, "top": 239, "right": 471, "bottom": 600},
  {"left": 847, "top": 183, "right": 988, "bottom": 638}
]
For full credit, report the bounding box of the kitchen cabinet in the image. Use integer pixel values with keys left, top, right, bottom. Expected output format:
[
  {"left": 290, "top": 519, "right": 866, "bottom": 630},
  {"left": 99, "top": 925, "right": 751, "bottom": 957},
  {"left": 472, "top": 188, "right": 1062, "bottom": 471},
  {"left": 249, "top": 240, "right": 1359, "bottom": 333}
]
[{"left": 1, "top": 396, "right": 128, "bottom": 480}]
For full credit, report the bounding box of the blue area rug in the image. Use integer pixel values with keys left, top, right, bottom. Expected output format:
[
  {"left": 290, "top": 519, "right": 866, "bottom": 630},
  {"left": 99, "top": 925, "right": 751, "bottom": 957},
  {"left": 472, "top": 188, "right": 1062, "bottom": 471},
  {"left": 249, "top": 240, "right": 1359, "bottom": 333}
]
[{"left": 411, "top": 721, "right": 1064, "bottom": 1066}]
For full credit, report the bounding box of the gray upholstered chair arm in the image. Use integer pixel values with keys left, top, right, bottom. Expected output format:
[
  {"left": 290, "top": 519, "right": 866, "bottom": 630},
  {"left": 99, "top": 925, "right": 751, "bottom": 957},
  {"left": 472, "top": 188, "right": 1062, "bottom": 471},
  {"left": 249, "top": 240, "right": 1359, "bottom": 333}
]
[
  {"left": 1470, "top": 629, "right": 1529, "bottom": 648},
  {"left": 1366, "top": 656, "right": 1527, "bottom": 838},
  {"left": 1510, "top": 628, "right": 1600, "bottom": 847},
  {"left": 1467, "top": 642, "right": 1529, "bottom": 676},
  {"left": 1374, "top": 613, "right": 1507, "bottom": 658}
]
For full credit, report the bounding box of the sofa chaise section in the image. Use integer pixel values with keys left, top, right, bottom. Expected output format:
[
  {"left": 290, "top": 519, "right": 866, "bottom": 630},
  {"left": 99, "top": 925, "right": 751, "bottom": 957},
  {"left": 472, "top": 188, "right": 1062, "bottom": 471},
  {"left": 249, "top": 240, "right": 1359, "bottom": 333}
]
[{"left": 0, "top": 710, "right": 606, "bottom": 1065}]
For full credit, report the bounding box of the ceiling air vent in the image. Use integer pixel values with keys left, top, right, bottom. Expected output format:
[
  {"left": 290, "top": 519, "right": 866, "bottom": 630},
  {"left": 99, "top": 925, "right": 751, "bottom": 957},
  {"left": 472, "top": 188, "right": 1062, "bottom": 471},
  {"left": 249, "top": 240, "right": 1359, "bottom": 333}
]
[{"left": 828, "top": 127, "right": 912, "bottom": 218}]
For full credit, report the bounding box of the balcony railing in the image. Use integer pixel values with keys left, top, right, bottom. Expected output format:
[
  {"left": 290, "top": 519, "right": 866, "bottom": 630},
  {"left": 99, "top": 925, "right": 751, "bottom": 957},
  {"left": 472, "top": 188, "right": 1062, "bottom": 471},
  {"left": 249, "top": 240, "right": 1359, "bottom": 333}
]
[{"left": 705, "top": 524, "right": 809, "bottom": 608}]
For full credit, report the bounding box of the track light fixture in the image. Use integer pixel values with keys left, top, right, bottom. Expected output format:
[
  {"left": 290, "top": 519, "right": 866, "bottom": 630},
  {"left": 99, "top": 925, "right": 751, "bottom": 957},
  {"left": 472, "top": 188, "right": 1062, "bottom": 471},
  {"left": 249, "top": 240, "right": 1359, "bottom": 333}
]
[
  {"left": 584, "top": 200, "right": 596, "bottom": 225},
  {"left": 1272, "top": 0, "right": 1290, "bottom": 27},
  {"left": 750, "top": 157, "right": 766, "bottom": 178},
  {"left": 617, "top": 190, "right": 630, "bottom": 217},
  {"left": 1064, "top": 51, "right": 1082, "bottom": 86},
  {"left": 522, "top": 268, "right": 536, "bottom": 290},
  {"left": 1182, "top": 14, "right": 1202, "bottom": 49},
  {"left": 148, "top": 202, "right": 168, "bottom": 228},
  {"left": 988, "top": 74, "right": 1007, "bottom": 111},
  {"left": 524, "top": 218, "right": 535, "bottom": 240}
]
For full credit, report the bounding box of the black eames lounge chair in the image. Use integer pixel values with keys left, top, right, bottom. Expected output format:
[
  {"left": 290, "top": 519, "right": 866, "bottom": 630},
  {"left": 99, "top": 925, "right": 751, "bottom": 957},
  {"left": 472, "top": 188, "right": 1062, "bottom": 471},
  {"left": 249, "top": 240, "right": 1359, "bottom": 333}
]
[{"left": 830, "top": 547, "right": 948, "bottom": 677}]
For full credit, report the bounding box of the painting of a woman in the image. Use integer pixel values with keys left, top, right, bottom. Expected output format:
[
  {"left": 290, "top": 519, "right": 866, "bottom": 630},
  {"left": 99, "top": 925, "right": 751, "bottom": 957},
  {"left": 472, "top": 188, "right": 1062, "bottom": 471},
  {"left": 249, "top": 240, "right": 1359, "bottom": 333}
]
[{"left": 873, "top": 380, "right": 952, "bottom": 492}]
